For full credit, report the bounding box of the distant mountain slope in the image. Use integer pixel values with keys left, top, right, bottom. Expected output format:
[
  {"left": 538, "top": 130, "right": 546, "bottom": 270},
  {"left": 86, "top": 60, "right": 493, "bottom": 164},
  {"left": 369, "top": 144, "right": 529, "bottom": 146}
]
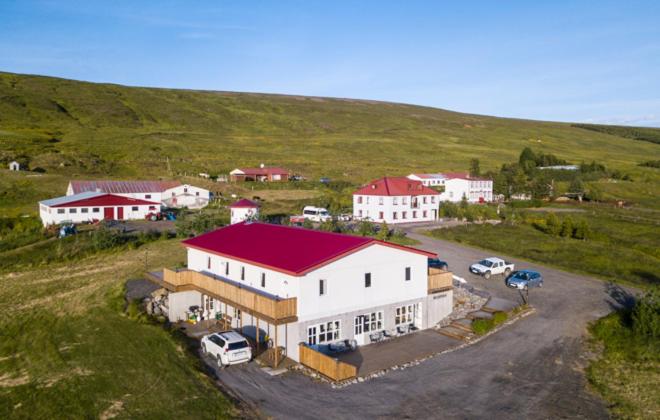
[{"left": 0, "top": 71, "right": 658, "bottom": 182}]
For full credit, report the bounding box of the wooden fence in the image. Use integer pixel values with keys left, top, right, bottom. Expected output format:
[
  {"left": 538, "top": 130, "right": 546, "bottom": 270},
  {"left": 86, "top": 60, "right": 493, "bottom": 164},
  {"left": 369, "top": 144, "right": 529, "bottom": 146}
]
[
  {"left": 162, "top": 268, "right": 297, "bottom": 321},
  {"left": 298, "top": 344, "right": 357, "bottom": 382},
  {"left": 428, "top": 268, "right": 453, "bottom": 293}
]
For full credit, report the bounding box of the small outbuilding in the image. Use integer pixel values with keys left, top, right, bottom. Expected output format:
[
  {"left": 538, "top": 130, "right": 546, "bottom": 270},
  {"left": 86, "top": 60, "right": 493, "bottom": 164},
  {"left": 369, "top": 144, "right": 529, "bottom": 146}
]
[
  {"left": 39, "top": 191, "right": 160, "bottom": 226},
  {"left": 229, "top": 199, "right": 260, "bottom": 224},
  {"left": 9, "top": 161, "right": 20, "bottom": 171}
]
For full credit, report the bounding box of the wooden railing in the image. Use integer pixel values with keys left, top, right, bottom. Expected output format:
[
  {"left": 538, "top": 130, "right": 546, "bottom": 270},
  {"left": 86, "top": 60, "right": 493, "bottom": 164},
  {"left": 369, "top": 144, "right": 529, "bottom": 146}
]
[
  {"left": 428, "top": 268, "right": 453, "bottom": 293},
  {"left": 298, "top": 344, "right": 357, "bottom": 382},
  {"left": 162, "top": 268, "right": 297, "bottom": 322}
]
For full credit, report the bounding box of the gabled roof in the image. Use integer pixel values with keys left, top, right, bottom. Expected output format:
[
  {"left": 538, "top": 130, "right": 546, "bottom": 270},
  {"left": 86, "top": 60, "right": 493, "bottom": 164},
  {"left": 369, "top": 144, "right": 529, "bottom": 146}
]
[
  {"left": 69, "top": 180, "right": 182, "bottom": 194},
  {"left": 182, "top": 222, "right": 435, "bottom": 276},
  {"left": 353, "top": 177, "right": 440, "bottom": 196},
  {"left": 230, "top": 167, "right": 289, "bottom": 176},
  {"left": 441, "top": 172, "right": 471, "bottom": 180},
  {"left": 229, "top": 199, "right": 260, "bottom": 208},
  {"left": 41, "top": 192, "right": 159, "bottom": 208},
  {"left": 409, "top": 173, "right": 446, "bottom": 180}
]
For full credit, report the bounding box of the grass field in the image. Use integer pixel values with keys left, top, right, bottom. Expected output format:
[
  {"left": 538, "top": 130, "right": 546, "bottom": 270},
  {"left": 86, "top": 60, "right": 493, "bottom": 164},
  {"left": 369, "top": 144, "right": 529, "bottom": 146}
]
[
  {"left": 1, "top": 71, "right": 659, "bottom": 217},
  {"left": 427, "top": 204, "right": 660, "bottom": 288},
  {"left": 0, "top": 240, "right": 237, "bottom": 419}
]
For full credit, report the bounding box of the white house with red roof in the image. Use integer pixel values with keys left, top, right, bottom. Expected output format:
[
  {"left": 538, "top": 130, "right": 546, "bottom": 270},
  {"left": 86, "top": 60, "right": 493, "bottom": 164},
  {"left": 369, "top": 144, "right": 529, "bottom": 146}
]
[
  {"left": 229, "top": 199, "right": 260, "bottom": 224},
  {"left": 67, "top": 180, "right": 210, "bottom": 209},
  {"left": 352, "top": 177, "right": 440, "bottom": 224},
  {"left": 229, "top": 165, "right": 289, "bottom": 182},
  {"left": 147, "top": 222, "right": 454, "bottom": 363},
  {"left": 407, "top": 172, "right": 493, "bottom": 203},
  {"left": 39, "top": 191, "right": 160, "bottom": 226}
]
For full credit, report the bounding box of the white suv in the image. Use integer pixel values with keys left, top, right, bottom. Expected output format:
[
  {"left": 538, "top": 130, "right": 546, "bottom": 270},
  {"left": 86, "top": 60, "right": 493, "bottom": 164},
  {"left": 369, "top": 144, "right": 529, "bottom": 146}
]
[{"left": 201, "top": 331, "right": 252, "bottom": 367}]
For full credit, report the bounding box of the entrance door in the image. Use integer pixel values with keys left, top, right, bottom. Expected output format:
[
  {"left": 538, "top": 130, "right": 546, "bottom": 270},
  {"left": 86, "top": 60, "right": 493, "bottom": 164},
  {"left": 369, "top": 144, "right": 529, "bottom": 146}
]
[
  {"left": 103, "top": 207, "right": 114, "bottom": 220},
  {"left": 117, "top": 207, "right": 124, "bottom": 220},
  {"left": 354, "top": 315, "right": 366, "bottom": 345}
]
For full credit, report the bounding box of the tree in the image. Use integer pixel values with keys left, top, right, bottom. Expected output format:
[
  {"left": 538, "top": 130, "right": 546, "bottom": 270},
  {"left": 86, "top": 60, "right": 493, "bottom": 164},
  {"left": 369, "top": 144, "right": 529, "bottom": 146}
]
[
  {"left": 560, "top": 216, "right": 573, "bottom": 237},
  {"left": 357, "top": 220, "right": 375, "bottom": 236},
  {"left": 376, "top": 222, "right": 389, "bottom": 241},
  {"left": 545, "top": 212, "right": 561, "bottom": 236},
  {"left": 531, "top": 173, "right": 552, "bottom": 199},
  {"left": 568, "top": 177, "right": 584, "bottom": 194},
  {"left": 631, "top": 286, "right": 660, "bottom": 339},
  {"left": 572, "top": 220, "right": 590, "bottom": 240},
  {"left": 584, "top": 185, "right": 603, "bottom": 202},
  {"left": 469, "top": 158, "right": 481, "bottom": 177}
]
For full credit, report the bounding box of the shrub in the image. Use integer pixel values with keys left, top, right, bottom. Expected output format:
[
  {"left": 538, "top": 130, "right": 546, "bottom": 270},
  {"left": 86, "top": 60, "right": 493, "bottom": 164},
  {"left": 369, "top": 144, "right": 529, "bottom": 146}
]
[
  {"left": 632, "top": 287, "right": 660, "bottom": 339},
  {"left": 572, "top": 220, "right": 591, "bottom": 240},
  {"left": 560, "top": 217, "right": 573, "bottom": 237},
  {"left": 357, "top": 220, "right": 375, "bottom": 236},
  {"left": 492, "top": 311, "right": 508, "bottom": 325},
  {"left": 472, "top": 318, "right": 494, "bottom": 335},
  {"left": 545, "top": 212, "right": 561, "bottom": 236}
]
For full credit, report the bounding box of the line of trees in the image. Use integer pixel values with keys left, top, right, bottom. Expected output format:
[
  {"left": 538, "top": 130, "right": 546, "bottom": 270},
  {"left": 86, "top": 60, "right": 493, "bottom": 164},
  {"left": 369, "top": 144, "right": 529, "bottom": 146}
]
[{"left": 531, "top": 212, "right": 591, "bottom": 240}]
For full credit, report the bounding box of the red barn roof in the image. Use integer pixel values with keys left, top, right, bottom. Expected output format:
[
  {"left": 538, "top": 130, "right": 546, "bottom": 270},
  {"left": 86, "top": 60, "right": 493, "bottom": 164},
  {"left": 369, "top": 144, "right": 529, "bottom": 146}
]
[
  {"left": 44, "top": 193, "right": 159, "bottom": 208},
  {"left": 353, "top": 177, "right": 440, "bottom": 196},
  {"left": 182, "top": 222, "right": 435, "bottom": 276},
  {"left": 69, "top": 180, "right": 181, "bottom": 194},
  {"left": 229, "top": 199, "right": 260, "bottom": 208}
]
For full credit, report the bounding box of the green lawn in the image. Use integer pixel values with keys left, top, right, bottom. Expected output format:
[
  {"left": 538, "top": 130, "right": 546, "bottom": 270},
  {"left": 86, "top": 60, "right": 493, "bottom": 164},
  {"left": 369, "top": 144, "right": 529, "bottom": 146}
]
[
  {"left": 427, "top": 204, "right": 660, "bottom": 288},
  {"left": 0, "top": 240, "right": 238, "bottom": 419}
]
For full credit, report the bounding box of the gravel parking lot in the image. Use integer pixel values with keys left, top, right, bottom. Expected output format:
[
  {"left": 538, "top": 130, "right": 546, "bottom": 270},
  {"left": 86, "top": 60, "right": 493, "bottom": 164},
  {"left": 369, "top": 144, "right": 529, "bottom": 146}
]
[{"left": 214, "top": 228, "right": 633, "bottom": 419}]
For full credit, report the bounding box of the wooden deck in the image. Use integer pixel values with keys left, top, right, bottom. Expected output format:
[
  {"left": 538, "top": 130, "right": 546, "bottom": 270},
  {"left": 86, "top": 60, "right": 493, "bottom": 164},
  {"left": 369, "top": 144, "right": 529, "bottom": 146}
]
[
  {"left": 428, "top": 268, "right": 453, "bottom": 293},
  {"left": 146, "top": 269, "right": 297, "bottom": 325}
]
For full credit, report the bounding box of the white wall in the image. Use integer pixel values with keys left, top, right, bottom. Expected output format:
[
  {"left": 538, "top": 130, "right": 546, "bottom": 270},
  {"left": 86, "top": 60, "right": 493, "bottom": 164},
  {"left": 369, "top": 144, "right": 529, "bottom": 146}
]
[
  {"left": 168, "top": 290, "right": 202, "bottom": 322},
  {"left": 230, "top": 207, "right": 259, "bottom": 224},
  {"left": 187, "top": 248, "right": 300, "bottom": 299},
  {"left": 352, "top": 194, "right": 439, "bottom": 224},
  {"left": 297, "top": 243, "right": 428, "bottom": 322},
  {"left": 439, "top": 179, "right": 493, "bottom": 203},
  {"left": 163, "top": 184, "right": 210, "bottom": 209},
  {"left": 39, "top": 203, "right": 156, "bottom": 226}
]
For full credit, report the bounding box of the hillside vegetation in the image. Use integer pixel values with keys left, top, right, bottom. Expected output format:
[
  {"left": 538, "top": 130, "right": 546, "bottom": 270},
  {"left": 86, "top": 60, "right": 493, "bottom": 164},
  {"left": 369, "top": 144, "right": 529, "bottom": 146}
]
[{"left": 1, "top": 71, "right": 659, "bottom": 216}]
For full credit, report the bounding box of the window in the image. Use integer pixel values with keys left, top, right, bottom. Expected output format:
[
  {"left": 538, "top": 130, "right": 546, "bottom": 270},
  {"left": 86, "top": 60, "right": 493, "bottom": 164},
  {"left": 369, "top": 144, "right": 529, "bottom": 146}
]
[
  {"left": 393, "top": 197, "right": 398, "bottom": 205},
  {"left": 365, "top": 273, "right": 371, "bottom": 288},
  {"left": 379, "top": 197, "right": 384, "bottom": 205},
  {"left": 379, "top": 211, "right": 384, "bottom": 219},
  {"left": 402, "top": 197, "right": 407, "bottom": 205},
  {"left": 393, "top": 212, "right": 397, "bottom": 220},
  {"left": 92, "top": 208, "right": 99, "bottom": 213},
  {"left": 355, "top": 311, "right": 383, "bottom": 335},
  {"left": 145, "top": 194, "right": 151, "bottom": 199},
  {"left": 402, "top": 211, "right": 407, "bottom": 219},
  {"left": 196, "top": 191, "right": 200, "bottom": 196},
  {"left": 413, "top": 211, "right": 417, "bottom": 218},
  {"left": 359, "top": 210, "right": 363, "bottom": 217},
  {"left": 69, "top": 208, "right": 77, "bottom": 214},
  {"left": 319, "top": 279, "right": 326, "bottom": 296},
  {"left": 149, "top": 206, "right": 156, "bottom": 211},
  {"left": 207, "top": 256, "right": 211, "bottom": 270},
  {"left": 261, "top": 273, "right": 266, "bottom": 288},
  {"left": 172, "top": 192, "right": 176, "bottom": 197},
  {"left": 57, "top": 209, "right": 65, "bottom": 214},
  {"left": 234, "top": 308, "right": 241, "bottom": 321},
  {"left": 405, "top": 267, "right": 411, "bottom": 281},
  {"left": 431, "top": 196, "right": 436, "bottom": 203},
  {"left": 241, "top": 266, "right": 245, "bottom": 280},
  {"left": 357, "top": 196, "right": 363, "bottom": 204},
  {"left": 423, "top": 210, "right": 428, "bottom": 218},
  {"left": 423, "top": 197, "right": 427, "bottom": 204},
  {"left": 395, "top": 305, "right": 416, "bottom": 325},
  {"left": 184, "top": 188, "right": 188, "bottom": 193},
  {"left": 366, "top": 197, "right": 370, "bottom": 204},
  {"left": 225, "top": 262, "right": 229, "bottom": 276},
  {"left": 307, "top": 320, "right": 341, "bottom": 345},
  {"left": 81, "top": 208, "right": 89, "bottom": 213},
  {"left": 131, "top": 206, "right": 138, "bottom": 211}
]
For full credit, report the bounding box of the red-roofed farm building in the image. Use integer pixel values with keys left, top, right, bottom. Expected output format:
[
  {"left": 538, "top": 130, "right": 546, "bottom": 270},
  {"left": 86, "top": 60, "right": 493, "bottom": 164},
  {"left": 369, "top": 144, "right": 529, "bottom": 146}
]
[
  {"left": 353, "top": 177, "right": 440, "bottom": 224},
  {"left": 146, "top": 222, "right": 454, "bottom": 365},
  {"left": 39, "top": 192, "right": 160, "bottom": 226}
]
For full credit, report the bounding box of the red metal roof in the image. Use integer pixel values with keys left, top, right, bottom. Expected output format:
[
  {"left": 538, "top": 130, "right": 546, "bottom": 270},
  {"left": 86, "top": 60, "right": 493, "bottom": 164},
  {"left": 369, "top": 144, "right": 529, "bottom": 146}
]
[
  {"left": 50, "top": 194, "right": 160, "bottom": 208},
  {"left": 182, "top": 222, "right": 435, "bottom": 276},
  {"left": 229, "top": 199, "right": 260, "bottom": 208},
  {"left": 353, "top": 177, "right": 440, "bottom": 196},
  {"left": 69, "top": 180, "right": 182, "bottom": 194}
]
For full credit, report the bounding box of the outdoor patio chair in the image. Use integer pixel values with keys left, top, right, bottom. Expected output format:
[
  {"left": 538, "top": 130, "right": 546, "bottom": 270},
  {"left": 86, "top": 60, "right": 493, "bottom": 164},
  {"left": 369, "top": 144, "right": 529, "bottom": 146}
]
[{"left": 397, "top": 325, "right": 408, "bottom": 335}]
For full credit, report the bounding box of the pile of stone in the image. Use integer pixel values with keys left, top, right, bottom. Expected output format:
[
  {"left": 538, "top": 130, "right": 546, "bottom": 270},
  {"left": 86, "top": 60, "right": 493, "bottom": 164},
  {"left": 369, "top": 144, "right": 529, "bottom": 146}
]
[
  {"left": 436, "top": 285, "right": 488, "bottom": 328},
  {"left": 144, "top": 288, "right": 169, "bottom": 316}
]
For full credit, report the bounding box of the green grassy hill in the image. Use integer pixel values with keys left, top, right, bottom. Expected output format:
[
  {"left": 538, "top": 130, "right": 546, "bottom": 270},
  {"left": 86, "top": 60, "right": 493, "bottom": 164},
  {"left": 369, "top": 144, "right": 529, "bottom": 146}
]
[{"left": 1, "top": 71, "right": 659, "bottom": 214}]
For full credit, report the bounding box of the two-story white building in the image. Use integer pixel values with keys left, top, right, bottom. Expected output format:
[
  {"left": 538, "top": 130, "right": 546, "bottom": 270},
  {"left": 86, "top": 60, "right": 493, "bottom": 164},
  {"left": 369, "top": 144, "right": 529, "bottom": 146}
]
[
  {"left": 147, "top": 222, "right": 453, "bottom": 363},
  {"left": 352, "top": 177, "right": 440, "bottom": 224},
  {"left": 67, "top": 180, "right": 211, "bottom": 209},
  {"left": 407, "top": 173, "right": 493, "bottom": 203}
]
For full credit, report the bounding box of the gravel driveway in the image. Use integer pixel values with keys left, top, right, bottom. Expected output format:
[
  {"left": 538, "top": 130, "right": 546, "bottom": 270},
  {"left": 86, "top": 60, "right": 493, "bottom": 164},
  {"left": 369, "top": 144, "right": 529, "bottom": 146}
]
[{"left": 216, "top": 228, "right": 634, "bottom": 419}]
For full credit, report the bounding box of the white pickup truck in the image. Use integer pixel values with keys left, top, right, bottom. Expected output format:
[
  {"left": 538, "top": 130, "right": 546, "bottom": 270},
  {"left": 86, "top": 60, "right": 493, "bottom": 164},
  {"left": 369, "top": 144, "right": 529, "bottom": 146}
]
[{"left": 469, "top": 257, "right": 515, "bottom": 279}]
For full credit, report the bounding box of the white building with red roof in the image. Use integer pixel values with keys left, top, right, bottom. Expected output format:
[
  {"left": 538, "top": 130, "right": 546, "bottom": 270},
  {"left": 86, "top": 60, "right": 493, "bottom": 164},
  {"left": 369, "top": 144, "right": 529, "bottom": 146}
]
[
  {"left": 229, "top": 166, "right": 289, "bottom": 182},
  {"left": 146, "top": 222, "right": 454, "bottom": 364},
  {"left": 352, "top": 177, "right": 440, "bottom": 224},
  {"left": 229, "top": 199, "right": 260, "bottom": 224},
  {"left": 67, "top": 180, "right": 211, "bottom": 209},
  {"left": 407, "top": 172, "right": 493, "bottom": 203},
  {"left": 39, "top": 191, "right": 160, "bottom": 226}
]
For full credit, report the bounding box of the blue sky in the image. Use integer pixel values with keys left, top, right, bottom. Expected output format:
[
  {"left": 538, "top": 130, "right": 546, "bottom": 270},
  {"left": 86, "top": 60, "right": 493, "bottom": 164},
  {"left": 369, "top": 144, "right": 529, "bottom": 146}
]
[{"left": 1, "top": 1, "right": 659, "bottom": 126}]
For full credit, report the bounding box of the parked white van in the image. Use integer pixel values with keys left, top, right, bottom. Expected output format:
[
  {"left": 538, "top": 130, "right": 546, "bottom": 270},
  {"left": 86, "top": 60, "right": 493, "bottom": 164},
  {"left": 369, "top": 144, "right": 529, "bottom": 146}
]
[{"left": 302, "top": 206, "right": 331, "bottom": 222}]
